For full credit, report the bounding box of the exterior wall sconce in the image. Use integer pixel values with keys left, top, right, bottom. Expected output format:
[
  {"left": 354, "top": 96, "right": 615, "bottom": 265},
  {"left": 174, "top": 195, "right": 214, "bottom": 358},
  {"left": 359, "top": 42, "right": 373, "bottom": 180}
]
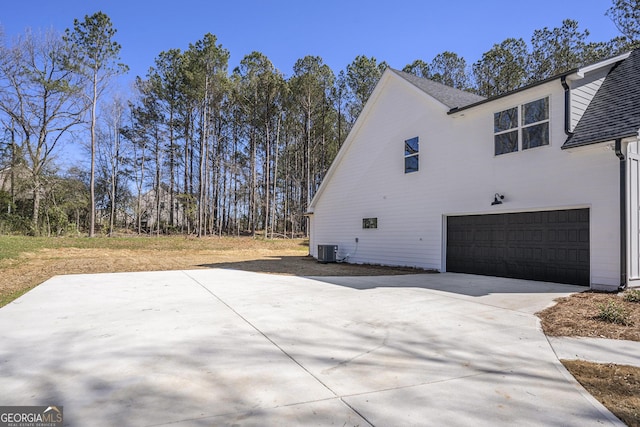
[{"left": 491, "top": 193, "right": 504, "bottom": 206}]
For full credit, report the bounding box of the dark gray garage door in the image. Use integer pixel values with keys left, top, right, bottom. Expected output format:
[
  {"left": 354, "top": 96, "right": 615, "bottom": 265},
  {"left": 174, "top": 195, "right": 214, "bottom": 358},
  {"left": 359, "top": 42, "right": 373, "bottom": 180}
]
[{"left": 446, "top": 209, "right": 589, "bottom": 285}]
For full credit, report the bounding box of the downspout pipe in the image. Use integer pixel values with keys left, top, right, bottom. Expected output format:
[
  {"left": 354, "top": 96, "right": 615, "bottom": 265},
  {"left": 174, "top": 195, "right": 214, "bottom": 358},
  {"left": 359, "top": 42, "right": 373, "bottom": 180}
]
[
  {"left": 561, "top": 76, "right": 573, "bottom": 137},
  {"left": 615, "top": 138, "right": 627, "bottom": 291}
]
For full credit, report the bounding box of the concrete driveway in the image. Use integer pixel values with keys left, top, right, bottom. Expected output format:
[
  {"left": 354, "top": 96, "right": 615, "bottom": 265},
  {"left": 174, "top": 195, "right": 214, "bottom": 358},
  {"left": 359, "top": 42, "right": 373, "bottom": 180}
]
[{"left": 0, "top": 270, "right": 623, "bottom": 426}]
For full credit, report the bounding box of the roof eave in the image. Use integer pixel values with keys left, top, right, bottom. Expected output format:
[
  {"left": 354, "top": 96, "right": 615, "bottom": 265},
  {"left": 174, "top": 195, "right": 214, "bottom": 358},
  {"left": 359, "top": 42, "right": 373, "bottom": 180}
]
[
  {"left": 562, "top": 131, "right": 640, "bottom": 150},
  {"left": 448, "top": 70, "right": 576, "bottom": 115},
  {"left": 568, "top": 51, "right": 631, "bottom": 80},
  {"left": 450, "top": 51, "right": 633, "bottom": 116}
]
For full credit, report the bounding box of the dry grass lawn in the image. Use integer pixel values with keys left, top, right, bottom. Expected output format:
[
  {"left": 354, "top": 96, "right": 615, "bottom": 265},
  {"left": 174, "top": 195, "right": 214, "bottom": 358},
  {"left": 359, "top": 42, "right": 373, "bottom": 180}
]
[
  {"left": 0, "top": 235, "right": 421, "bottom": 307},
  {"left": 538, "top": 290, "right": 640, "bottom": 426},
  {"left": 1, "top": 235, "right": 639, "bottom": 425},
  {"left": 562, "top": 360, "right": 640, "bottom": 427}
]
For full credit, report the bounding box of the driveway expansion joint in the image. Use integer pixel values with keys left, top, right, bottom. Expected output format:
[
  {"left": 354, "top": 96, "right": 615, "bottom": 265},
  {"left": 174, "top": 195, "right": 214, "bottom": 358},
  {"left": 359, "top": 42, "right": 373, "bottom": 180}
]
[{"left": 181, "top": 271, "right": 358, "bottom": 408}]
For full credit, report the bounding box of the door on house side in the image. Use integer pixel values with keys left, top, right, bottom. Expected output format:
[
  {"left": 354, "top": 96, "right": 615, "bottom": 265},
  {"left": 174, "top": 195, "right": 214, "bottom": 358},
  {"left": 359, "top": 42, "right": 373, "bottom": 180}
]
[{"left": 446, "top": 209, "right": 590, "bottom": 286}]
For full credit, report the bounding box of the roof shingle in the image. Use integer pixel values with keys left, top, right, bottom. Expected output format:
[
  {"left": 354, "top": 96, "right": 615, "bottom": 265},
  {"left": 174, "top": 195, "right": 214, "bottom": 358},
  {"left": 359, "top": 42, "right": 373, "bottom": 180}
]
[
  {"left": 390, "top": 69, "right": 485, "bottom": 109},
  {"left": 562, "top": 49, "right": 640, "bottom": 149}
]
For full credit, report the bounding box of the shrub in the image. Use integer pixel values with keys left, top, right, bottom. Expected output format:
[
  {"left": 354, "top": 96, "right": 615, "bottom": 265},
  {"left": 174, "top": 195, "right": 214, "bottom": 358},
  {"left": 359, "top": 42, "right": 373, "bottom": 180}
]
[
  {"left": 596, "top": 300, "right": 633, "bottom": 325},
  {"left": 623, "top": 289, "right": 640, "bottom": 303},
  {"left": 0, "top": 213, "right": 32, "bottom": 234}
]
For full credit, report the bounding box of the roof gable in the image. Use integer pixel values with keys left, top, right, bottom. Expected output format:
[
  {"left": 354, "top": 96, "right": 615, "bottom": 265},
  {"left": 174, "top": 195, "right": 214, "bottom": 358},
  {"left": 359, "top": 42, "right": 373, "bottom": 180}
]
[
  {"left": 310, "top": 69, "right": 458, "bottom": 210},
  {"left": 390, "top": 69, "right": 485, "bottom": 109},
  {"left": 563, "top": 49, "right": 640, "bottom": 149}
]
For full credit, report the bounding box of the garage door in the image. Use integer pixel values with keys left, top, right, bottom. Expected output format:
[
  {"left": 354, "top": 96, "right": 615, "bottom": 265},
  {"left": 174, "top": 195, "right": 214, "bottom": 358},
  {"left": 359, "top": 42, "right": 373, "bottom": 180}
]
[{"left": 446, "top": 209, "right": 589, "bottom": 285}]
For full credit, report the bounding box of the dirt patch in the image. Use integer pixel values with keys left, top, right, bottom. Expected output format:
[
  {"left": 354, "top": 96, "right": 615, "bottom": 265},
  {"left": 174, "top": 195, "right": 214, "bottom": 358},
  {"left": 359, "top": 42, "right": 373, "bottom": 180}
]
[
  {"left": 537, "top": 291, "right": 640, "bottom": 341},
  {"left": 562, "top": 360, "right": 640, "bottom": 427},
  {"left": 0, "top": 245, "right": 424, "bottom": 307},
  {"left": 197, "top": 255, "right": 426, "bottom": 276},
  {"left": 538, "top": 290, "right": 640, "bottom": 426}
]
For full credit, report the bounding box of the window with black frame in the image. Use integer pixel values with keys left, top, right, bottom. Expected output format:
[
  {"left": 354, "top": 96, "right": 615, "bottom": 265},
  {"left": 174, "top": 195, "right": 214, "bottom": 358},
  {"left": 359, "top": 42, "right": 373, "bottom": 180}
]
[
  {"left": 404, "top": 136, "right": 419, "bottom": 173},
  {"left": 362, "top": 218, "right": 378, "bottom": 229}
]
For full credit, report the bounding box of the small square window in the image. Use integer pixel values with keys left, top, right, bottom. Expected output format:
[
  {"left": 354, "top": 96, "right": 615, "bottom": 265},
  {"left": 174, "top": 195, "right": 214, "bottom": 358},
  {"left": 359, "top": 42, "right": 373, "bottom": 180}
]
[
  {"left": 405, "top": 155, "right": 419, "bottom": 173},
  {"left": 405, "top": 137, "right": 419, "bottom": 156},
  {"left": 363, "top": 218, "right": 378, "bottom": 229}
]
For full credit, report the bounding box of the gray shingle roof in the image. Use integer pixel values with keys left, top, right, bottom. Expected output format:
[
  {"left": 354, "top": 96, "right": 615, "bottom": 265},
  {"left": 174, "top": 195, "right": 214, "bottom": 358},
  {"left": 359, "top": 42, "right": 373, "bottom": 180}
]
[
  {"left": 390, "top": 69, "right": 485, "bottom": 109},
  {"left": 562, "top": 49, "right": 640, "bottom": 149}
]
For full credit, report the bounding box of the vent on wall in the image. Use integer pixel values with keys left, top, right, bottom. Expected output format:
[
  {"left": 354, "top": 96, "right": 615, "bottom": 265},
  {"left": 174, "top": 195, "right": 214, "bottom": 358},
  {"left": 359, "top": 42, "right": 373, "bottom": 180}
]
[{"left": 317, "top": 245, "right": 338, "bottom": 263}]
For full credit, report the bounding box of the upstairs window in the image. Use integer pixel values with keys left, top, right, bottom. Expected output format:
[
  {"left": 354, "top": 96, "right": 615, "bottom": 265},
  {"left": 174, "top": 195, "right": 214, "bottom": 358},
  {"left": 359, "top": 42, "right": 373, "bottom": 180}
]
[
  {"left": 494, "top": 107, "right": 518, "bottom": 155},
  {"left": 522, "top": 97, "right": 549, "bottom": 150},
  {"left": 404, "top": 137, "right": 419, "bottom": 173},
  {"left": 494, "top": 97, "right": 549, "bottom": 155}
]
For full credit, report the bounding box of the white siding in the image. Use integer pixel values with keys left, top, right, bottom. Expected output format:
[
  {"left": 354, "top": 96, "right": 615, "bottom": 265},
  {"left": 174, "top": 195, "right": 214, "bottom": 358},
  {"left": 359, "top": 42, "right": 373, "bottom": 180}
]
[
  {"left": 569, "top": 68, "right": 608, "bottom": 132},
  {"left": 311, "top": 73, "right": 622, "bottom": 289}
]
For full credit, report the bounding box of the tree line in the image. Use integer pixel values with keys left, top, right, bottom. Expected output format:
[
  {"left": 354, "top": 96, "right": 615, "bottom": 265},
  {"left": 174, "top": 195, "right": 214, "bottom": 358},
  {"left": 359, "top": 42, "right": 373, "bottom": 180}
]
[{"left": 0, "top": 1, "right": 638, "bottom": 237}]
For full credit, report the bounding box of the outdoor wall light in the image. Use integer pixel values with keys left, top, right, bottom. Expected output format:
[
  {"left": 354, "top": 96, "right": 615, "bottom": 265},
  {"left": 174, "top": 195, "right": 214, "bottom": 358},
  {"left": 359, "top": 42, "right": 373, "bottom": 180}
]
[{"left": 491, "top": 193, "right": 504, "bottom": 206}]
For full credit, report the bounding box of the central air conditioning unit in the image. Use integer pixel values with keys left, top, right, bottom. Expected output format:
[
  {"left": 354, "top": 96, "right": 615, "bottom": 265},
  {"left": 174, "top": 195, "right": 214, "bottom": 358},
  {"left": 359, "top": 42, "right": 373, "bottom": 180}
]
[{"left": 317, "top": 245, "right": 338, "bottom": 263}]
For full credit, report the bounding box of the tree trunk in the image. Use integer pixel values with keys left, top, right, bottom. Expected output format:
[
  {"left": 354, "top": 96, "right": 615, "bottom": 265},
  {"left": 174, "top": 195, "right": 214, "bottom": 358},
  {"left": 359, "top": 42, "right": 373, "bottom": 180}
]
[
  {"left": 90, "top": 70, "right": 98, "bottom": 237},
  {"left": 198, "top": 77, "right": 209, "bottom": 237},
  {"left": 31, "top": 182, "right": 41, "bottom": 236},
  {"left": 169, "top": 106, "right": 175, "bottom": 229},
  {"left": 270, "top": 114, "right": 281, "bottom": 239}
]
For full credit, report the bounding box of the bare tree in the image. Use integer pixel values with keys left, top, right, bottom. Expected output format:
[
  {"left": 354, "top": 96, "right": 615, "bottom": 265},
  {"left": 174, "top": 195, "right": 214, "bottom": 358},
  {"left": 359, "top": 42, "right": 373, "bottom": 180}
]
[
  {"left": 0, "top": 29, "right": 84, "bottom": 234},
  {"left": 96, "top": 94, "right": 128, "bottom": 235}
]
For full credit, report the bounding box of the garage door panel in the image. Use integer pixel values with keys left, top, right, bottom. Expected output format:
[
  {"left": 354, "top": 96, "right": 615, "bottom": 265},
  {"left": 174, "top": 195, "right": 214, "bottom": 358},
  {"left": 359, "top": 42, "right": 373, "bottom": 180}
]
[
  {"left": 579, "top": 249, "right": 589, "bottom": 263},
  {"left": 557, "top": 230, "right": 568, "bottom": 242},
  {"left": 556, "top": 248, "right": 567, "bottom": 261},
  {"left": 579, "top": 229, "right": 589, "bottom": 242},
  {"left": 558, "top": 211, "right": 568, "bottom": 222},
  {"left": 568, "top": 229, "right": 578, "bottom": 242},
  {"left": 447, "top": 209, "right": 589, "bottom": 286}
]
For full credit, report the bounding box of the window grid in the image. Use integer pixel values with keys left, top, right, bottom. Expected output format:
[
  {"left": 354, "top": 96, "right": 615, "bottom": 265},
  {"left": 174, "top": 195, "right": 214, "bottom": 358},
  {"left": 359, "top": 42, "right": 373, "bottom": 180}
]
[
  {"left": 404, "top": 137, "right": 419, "bottom": 173},
  {"left": 494, "top": 97, "right": 549, "bottom": 156}
]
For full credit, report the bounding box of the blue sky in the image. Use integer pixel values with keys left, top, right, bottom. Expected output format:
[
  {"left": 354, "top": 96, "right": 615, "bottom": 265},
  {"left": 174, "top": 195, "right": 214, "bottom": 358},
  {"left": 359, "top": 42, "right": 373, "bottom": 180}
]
[{"left": 1, "top": 0, "right": 623, "bottom": 86}]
